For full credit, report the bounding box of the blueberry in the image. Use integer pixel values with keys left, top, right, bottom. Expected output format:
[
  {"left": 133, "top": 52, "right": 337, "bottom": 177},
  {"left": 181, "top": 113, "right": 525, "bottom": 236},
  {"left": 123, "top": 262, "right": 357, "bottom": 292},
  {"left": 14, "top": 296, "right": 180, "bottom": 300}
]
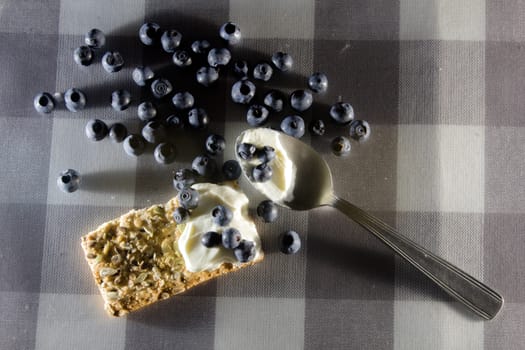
[
  {"left": 263, "top": 90, "right": 285, "bottom": 112},
  {"left": 154, "top": 142, "right": 176, "bottom": 164},
  {"left": 308, "top": 72, "right": 328, "bottom": 93},
  {"left": 208, "top": 48, "right": 231, "bottom": 67},
  {"left": 231, "top": 80, "right": 256, "bottom": 104},
  {"left": 331, "top": 136, "right": 351, "bottom": 156},
  {"left": 192, "top": 154, "right": 217, "bottom": 177},
  {"left": 173, "top": 49, "right": 192, "bottom": 67},
  {"left": 232, "top": 60, "right": 249, "bottom": 77},
  {"left": 201, "top": 231, "right": 222, "bottom": 248},
  {"left": 191, "top": 39, "right": 211, "bottom": 54},
  {"left": 173, "top": 168, "right": 197, "bottom": 191},
  {"left": 151, "top": 78, "right": 173, "bottom": 99},
  {"left": 234, "top": 240, "right": 256, "bottom": 263},
  {"left": 280, "top": 115, "right": 305, "bottom": 138},
  {"left": 252, "top": 162, "right": 273, "bottom": 182},
  {"left": 102, "top": 51, "right": 124, "bottom": 73},
  {"left": 137, "top": 101, "right": 157, "bottom": 121},
  {"left": 222, "top": 228, "right": 242, "bottom": 249},
  {"left": 309, "top": 119, "right": 325, "bottom": 136},
  {"left": 279, "top": 230, "right": 301, "bottom": 254},
  {"left": 271, "top": 51, "right": 293, "bottom": 72},
  {"left": 111, "top": 89, "right": 131, "bottom": 111},
  {"left": 290, "top": 90, "right": 313, "bottom": 112},
  {"left": 73, "top": 45, "right": 93, "bottom": 66},
  {"left": 246, "top": 104, "right": 269, "bottom": 126},
  {"left": 349, "top": 120, "right": 371, "bottom": 142},
  {"left": 139, "top": 22, "right": 160, "bottom": 46},
  {"left": 33, "top": 92, "right": 55, "bottom": 114},
  {"left": 253, "top": 62, "right": 273, "bottom": 81},
  {"left": 166, "top": 114, "right": 184, "bottom": 129},
  {"left": 256, "top": 200, "right": 278, "bottom": 223},
  {"left": 196, "top": 66, "right": 219, "bottom": 87},
  {"left": 57, "top": 169, "right": 81, "bottom": 193},
  {"left": 211, "top": 205, "right": 233, "bottom": 226},
  {"left": 85, "top": 29, "right": 105, "bottom": 49},
  {"left": 132, "top": 66, "right": 155, "bottom": 86},
  {"left": 85, "top": 119, "right": 108, "bottom": 141},
  {"left": 236, "top": 142, "right": 257, "bottom": 160},
  {"left": 187, "top": 108, "right": 209, "bottom": 129},
  {"left": 172, "top": 91, "right": 194, "bottom": 110},
  {"left": 329, "top": 102, "right": 354, "bottom": 125},
  {"left": 108, "top": 123, "right": 128, "bottom": 143},
  {"left": 64, "top": 88, "right": 86, "bottom": 112},
  {"left": 123, "top": 134, "right": 146, "bottom": 156},
  {"left": 205, "top": 134, "right": 226, "bottom": 156},
  {"left": 257, "top": 146, "right": 276, "bottom": 163},
  {"left": 173, "top": 207, "right": 189, "bottom": 224},
  {"left": 160, "top": 29, "right": 182, "bottom": 53},
  {"left": 142, "top": 120, "right": 166, "bottom": 144},
  {"left": 178, "top": 187, "right": 200, "bottom": 209},
  {"left": 222, "top": 160, "right": 242, "bottom": 180},
  {"left": 219, "top": 22, "right": 241, "bottom": 44}
]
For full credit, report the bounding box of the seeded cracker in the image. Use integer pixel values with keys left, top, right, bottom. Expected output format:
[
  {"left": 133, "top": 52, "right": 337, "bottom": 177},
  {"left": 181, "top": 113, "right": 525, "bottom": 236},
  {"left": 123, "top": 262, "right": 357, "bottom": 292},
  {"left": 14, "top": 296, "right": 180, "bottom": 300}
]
[{"left": 81, "top": 196, "right": 263, "bottom": 317}]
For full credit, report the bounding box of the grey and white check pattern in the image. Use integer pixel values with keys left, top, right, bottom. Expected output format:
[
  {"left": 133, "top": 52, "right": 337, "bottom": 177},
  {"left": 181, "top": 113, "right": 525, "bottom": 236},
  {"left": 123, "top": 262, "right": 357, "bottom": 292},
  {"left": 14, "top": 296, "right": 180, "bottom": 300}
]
[{"left": 1, "top": 0, "right": 524, "bottom": 349}]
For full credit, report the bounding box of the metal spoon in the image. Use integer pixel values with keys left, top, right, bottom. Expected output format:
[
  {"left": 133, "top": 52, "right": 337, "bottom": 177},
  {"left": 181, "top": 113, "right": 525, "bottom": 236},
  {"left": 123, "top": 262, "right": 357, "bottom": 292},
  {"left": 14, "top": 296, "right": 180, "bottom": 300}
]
[{"left": 235, "top": 127, "right": 503, "bottom": 320}]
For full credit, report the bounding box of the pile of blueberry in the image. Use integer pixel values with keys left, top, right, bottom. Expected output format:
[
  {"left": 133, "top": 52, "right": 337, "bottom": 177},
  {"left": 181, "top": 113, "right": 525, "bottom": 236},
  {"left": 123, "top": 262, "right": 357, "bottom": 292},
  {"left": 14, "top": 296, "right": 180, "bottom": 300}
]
[{"left": 236, "top": 142, "right": 276, "bottom": 182}]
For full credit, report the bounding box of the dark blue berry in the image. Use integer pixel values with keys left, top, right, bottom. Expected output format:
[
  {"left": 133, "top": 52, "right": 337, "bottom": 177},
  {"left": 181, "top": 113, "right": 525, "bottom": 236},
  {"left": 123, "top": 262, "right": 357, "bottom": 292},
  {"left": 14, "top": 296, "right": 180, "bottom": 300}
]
[
  {"left": 219, "top": 22, "right": 241, "bottom": 44},
  {"left": 142, "top": 120, "right": 166, "bottom": 144},
  {"left": 236, "top": 142, "right": 257, "bottom": 160},
  {"left": 173, "top": 207, "right": 189, "bottom": 224},
  {"left": 309, "top": 119, "right": 325, "bottom": 136},
  {"left": 85, "top": 29, "right": 105, "bottom": 49},
  {"left": 257, "top": 200, "right": 278, "bottom": 223},
  {"left": 231, "top": 80, "right": 256, "bottom": 104},
  {"left": 308, "top": 72, "right": 328, "bottom": 93},
  {"left": 137, "top": 101, "right": 157, "bottom": 121},
  {"left": 111, "top": 89, "right": 131, "bottom": 111},
  {"left": 187, "top": 108, "right": 209, "bottom": 129},
  {"left": 234, "top": 240, "right": 256, "bottom": 262},
  {"left": 222, "top": 160, "right": 242, "bottom": 180},
  {"left": 222, "top": 228, "right": 242, "bottom": 249},
  {"left": 173, "top": 168, "right": 196, "bottom": 191},
  {"left": 253, "top": 62, "right": 273, "bottom": 81},
  {"left": 74, "top": 46, "right": 93, "bottom": 66},
  {"left": 57, "top": 169, "right": 81, "bottom": 193},
  {"left": 64, "top": 88, "right": 86, "bottom": 112},
  {"left": 172, "top": 91, "right": 194, "bottom": 110},
  {"left": 173, "top": 49, "right": 192, "bottom": 67},
  {"left": 201, "top": 231, "right": 222, "bottom": 247},
  {"left": 192, "top": 154, "right": 217, "bottom": 177},
  {"left": 329, "top": 102, "right": 354, "bottom": 125},
  {"left": 290, "top": 90, "right": 312, "bottom": 112},
  {"left": 233, "top": 60, "right": 249, "bottom": 77},
  {"left": 279, "top": 230, "right": 301, "bottom": 254},
  {"left": 102, "top": 51, "right": 124, "bottom": 73},
  {"left": 252, "top": 162, "right": 272, "bottom": 182},
  {"left": 263, "top": 90, "right": 285, "bottom": 112},
  {"left": 211, "top": 205, "right": 233, "bottom": 226},
  {"left": 154, "top": 142, "right": 176, "bottom": 164},
  {"left": 280, "top": 115, "right": 305, "bottom": 138},
  {"left": 349, "top": 120, "right": 371, "bottom": 142},
  {"left": 331, "top": 136, "right": 351, "bottom": 156},
  {"left": 257, "top": 146, "right": 276, "bottom": 163},
  {"left": 85, "top": 119, "right": 108, "bottom": 141},
  {"left": 151, "top": 78, "right": 173, "bottom": 99},
  {"left": 271, "top": 52, "right": 293, "bottom": 72},
  {"left": 178, "top": 187, "right": 200, "bottom": 209},
  {"left": 205, "top": 134, "right": 226, "bottom": 156},
  {"left": 139, "top": 22, "right": 160, "bottom": 46},
  {"left": 108, "top": 123, "right": 127, "bottom": 143},
  {"left": 132, "top": 66, "right": 154, "bottom": 86},
  {"left": 123, "top": 134, "right": 146, "bottom": 156},
  {"left": 196, "top": 66, "right": 219, "bottom": 87},
  {"left": 161, "top": 29, "right": 182, "bottom": 53},
  {"left": 34, "top": 92, "right": 55, "bottom": 114},
  {"left": 166, "top": 114, "right": 184, "bottom": 129},
  {"left": 246, "top": 104, "right": 269, "bottom": 126},
  {"left": 208, "top": 48, "right": 231, "bottom": 67},
  {"left": 191, "top": 40, "right": 211, "bottom": 54}
]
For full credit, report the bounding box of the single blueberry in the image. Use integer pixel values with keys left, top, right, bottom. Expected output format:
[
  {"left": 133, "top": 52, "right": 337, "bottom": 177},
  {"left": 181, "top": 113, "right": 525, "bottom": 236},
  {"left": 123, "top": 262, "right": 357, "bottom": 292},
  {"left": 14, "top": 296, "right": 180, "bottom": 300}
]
[
  {"left": 331, "top": 136, "right": 351, "bottom": 156},
  {"left": 111, "top": 89, "right": 131, "bottom": 111},
  {"left": 349, "top": 119, "right": 371, "bottom": 142},
  {"left": 279, "top": 230, "right": 301, "bottom": 254},
  {"left": 173, "top": 168, "right": 197, "bottom": 191},
  {"left": 231, "top": 80, "right": 256, "bottom": 104},
  {"left": 187, "top": 108, "right": 209, "bottom": 129},
  {"left": 252, "top": 162, "right": 273, "bottom": 182},
  {"left": 236, "top": 142, "right": 257, "bottom": 160},
  {"left": 64, "top": 88, "right": 87, "bottom": 112},
  {"left": 57, "top": 169, "right": 81, "bottom": 193},
  {"left": 85, "top": 29, "right": 105, "bottom": 49},
  {"left": 172, "top": 91, "right": 194, "bottom": 110},
  {"left": 257, "top": 146, "right": 276, "bottom": 163},
  {"left": 219, "top": 22, "right": 241, "bottom": 44},
  {"left": 73, "top": 46, "right": 93, "bottom": 66},
  {"left": 205, "top": 134, "right": 226, "bottom": 156},
  {"left": 233, "top": 240, "right": 256, "bottom": 263},
  {"left": 151, "top": 78, "right": 173, "bottom": 99},
  {"left": 256, "top": 200, "right": 278, "bottom": 223},
  {"left": 123, "top": 134, "right": 146, "bottom": 156},
  {"left": 246, "top": 104, "right": 269, "bottom": 126},
  {"left": 108, "top": 123, "right": 128, "bottom": 143},
  {"left": 137, "top": 101, "right": 157, "bottom": 121},
  {"left": 154, "top": 142, "right": 176, "bottom": 164},
  {"left": 329, "top": 102, "right": 354, "bottom": 125},
  {"left": 232, "top": 60, "right": 249, "bottom": 77},
  {"left": 196, "top": 66, "right": 219, "bottom": 87},
  {"left": 161, "top": 29, "right": 182, "bottom": 53},
  {"left": 280, "top": 115, "right": 305, "bottom": 138},
  {"left": 139, "top": 22, "right": 160, "bottom": 46},
  {"left": 253, "top": 62, "right": 273, "bottom": 81},
  {"left": 222, "top": 227, "right": 242, "bottom": 249},
  {"left": 208, "top": 47, "right": 231, "bottom": 67},
  {"left": 263, "top": 90, "right": 285, "bottom": 112},
  {"left": 191, "top": 39, "right": 211, "bottom": 54},
  {"left": 222, "top": 160, "right": 242, "bottom": 180},
  {"left": 132, "top": 66, "right": 155, "bottom": 86},
  {"left": 173, "top": 207, "right": 190, "bottom": 224},
  {"left": 142, "top": 120, "right": 166, "bottom": 144},
  {"left": 102, "top": 51, "right": 124, "bottom": 73},
  {"left": 33, "top": 92, "right": 55, "bottom": 114},
  {"left": 308, "top": 72, "right": 328, "bottom": 93},
  {"left": 166, "top": 114, "right": 184, "bottom": 129},
  {"left": 192, "top": 154, "right": 217, "bottom": 177},
  {"left": 271, "top": 51, "right": 293, "bottom": 72},
  {"left": 85, "top": 119, "right": 108, "bottom": 141},
  {"left": 178, "top": 187, "right": 200, "bottom": 209},
  {"left": 173, "top": 49, "right": 192, "bottom": 67},
  {"left": 211, "top": 205, "right": 233, "bottom": 226},
  {"left": 201, "top": 231, "right": 222, "bottom": 248},
  {"left": 309, "top": 119, "right": 325, "bottom": 136},
  {"left": 290, "top": 90, "right": 313, "bottom": 112}
]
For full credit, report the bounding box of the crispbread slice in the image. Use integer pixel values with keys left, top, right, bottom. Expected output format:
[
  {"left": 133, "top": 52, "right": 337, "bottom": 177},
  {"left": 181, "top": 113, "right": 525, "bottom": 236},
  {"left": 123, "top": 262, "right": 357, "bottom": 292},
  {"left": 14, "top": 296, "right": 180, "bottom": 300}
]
[{"left": 81, "top": 197, "right": 263, "bottom": 316}]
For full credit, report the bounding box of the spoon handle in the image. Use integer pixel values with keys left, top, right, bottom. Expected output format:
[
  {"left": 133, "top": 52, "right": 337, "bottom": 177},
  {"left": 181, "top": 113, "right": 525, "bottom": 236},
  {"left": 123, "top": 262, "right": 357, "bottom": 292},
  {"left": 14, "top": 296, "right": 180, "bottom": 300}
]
[{"left": 331, "top": 195, "right": 503, "bottom": 320}]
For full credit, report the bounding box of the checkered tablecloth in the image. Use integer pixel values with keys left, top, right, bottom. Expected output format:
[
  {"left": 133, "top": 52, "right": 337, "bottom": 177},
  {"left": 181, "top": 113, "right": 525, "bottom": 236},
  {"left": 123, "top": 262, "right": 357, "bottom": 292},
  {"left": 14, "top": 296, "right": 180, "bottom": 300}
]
[{"left": 1, "top": 0, "right": 524, "bottom": 349}]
